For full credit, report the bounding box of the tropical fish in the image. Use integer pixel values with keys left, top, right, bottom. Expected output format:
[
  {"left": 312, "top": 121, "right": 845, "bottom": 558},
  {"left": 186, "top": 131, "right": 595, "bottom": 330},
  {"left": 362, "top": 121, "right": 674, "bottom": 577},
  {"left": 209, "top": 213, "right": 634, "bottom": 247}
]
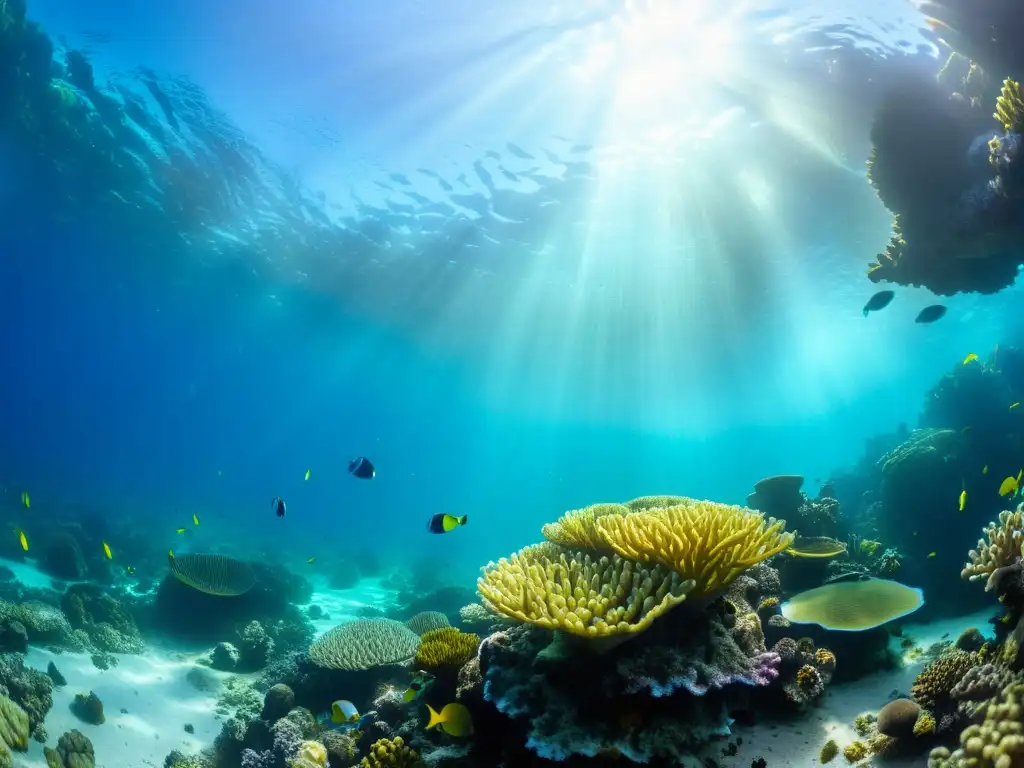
[
  {"left": 427, "top": 513, "right": 468, "bottom": 534},
  {"left": 928, "top": 552, "right": 937, "bottom": 558},
  {"left": 959, "top": 489, "right": 967, "bottom": 512},
  {"left": 999, "top": 471, "right": 1023, "bottom": 497},
  {"left": 272, "top": 496, "right": 287, "bottom": 518},
  {"left": 862, "top": 290, "right": 894, "bottom": 316},
  {"left": 331, "top": 699, "right": 360, "bottom": 724},
  {"left": 915, "top": 305, "right": 947, "bottom": 324},
  {"left": 192, "top": 513, "right": 200, "bottom": 526},
  {"left": 18, "top": 531, "right": 27, "bottom": 551},
  {"left": 403, "top": 672, "right": 431, "bottom": 703},
  {"left": 176, "top": 527, "right": 186, "bottom": 535},
  {"left": 126, "top": 565, "right": 136, "bottom": 575},
  {"left": 962, "top": 353, "right": 978, "bottom": 365},
  {"left": 307, "top": 557, "right": 316, "bottom": 565},
  {"left": 20, "top": 491, "right": 29, "bottom": 509},
  {"left": 426, "top": 702, "right": 473, "bottom": 738},
  {"left": 785, "top": 537, "right": 848, "bottom": 558},
  {"left": 983, "top": 465, "right": 989, "bottom": 475},
  {"left": 304, "top": 469, "right": 311, "bottom": 481},
  {"left": 1011, "top": 402, "right": 1020, "bottom": 410},
  {"left": 102, "top": 542, "right": 112, "bottom": 560},
  {"left": 348, "top": 457, "right": 375, "bottom": 479},
  {"left": 168, "top": 549, "right": 175, "bottom": 560}
]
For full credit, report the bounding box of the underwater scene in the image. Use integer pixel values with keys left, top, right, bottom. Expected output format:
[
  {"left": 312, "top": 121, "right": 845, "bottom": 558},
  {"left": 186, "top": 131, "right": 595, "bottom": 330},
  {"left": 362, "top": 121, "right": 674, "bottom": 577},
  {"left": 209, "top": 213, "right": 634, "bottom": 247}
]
[{"left": 7, "top": 0, "right": 1024, "bottom": 766}]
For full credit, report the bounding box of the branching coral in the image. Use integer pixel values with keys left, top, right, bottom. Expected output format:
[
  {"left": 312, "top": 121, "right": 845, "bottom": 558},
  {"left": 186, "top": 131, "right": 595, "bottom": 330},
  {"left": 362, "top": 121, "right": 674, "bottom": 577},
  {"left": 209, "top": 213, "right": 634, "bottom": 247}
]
[
  {"left": 358, "top": 737, "right": 422, "bottom": 768},
  {"left": 594, "top": 499, "right": 793, "bottom": 596},
  {"left": 414, "top": 627, "right": 479, "bottom": 672},
  {"left": 963, "top": 508, "right": 1024, "bottom": 591},
  {"left": 308, "top": 618, "right": 420, "bottom": 670},
  {"left": 541, "top": 503, "right": 631, "bottom": 550},
  {"left": 995, "top": 79, "right": 1024, "bottom": 133},
  {"left": 477, "top": 542, "right": 695, "bottom": 639}
]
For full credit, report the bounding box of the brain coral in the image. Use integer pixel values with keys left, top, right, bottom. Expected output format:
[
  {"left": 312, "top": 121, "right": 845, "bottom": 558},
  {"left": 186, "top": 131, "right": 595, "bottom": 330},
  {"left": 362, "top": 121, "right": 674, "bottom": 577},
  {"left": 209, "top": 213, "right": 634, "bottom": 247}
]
[
  {"left": 595, "top": 499, "right": 793, "bottom": 595},
  {"left": 877, "top": 698, "right": 920, "bottom": 738},
  {"left": 169, "top": 553, "right": 256, "bottom": 596},
  {"left": 477, "top": 542, "right": 694, "bottom": 638},
  {"left": 309, "top": 619, "right": 420, "bottom": 670}
]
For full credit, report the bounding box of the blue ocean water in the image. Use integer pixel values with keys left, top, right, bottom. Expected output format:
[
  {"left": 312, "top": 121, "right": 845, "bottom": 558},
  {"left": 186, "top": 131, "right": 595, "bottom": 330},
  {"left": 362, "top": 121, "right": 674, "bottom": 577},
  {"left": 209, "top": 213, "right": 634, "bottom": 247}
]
[{"left": 2, "top": 0, "right": 1024, "bottom": 765}]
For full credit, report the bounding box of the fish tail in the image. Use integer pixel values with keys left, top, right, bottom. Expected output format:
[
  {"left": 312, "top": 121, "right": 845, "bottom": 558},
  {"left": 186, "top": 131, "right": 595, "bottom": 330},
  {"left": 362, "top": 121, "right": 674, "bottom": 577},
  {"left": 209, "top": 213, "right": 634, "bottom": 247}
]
[
  {"left": 458, "top": 515, "right": 468, "bottom": 526},
  {"left": 426, "top": 704, "right": 443, "bottom": 730}
]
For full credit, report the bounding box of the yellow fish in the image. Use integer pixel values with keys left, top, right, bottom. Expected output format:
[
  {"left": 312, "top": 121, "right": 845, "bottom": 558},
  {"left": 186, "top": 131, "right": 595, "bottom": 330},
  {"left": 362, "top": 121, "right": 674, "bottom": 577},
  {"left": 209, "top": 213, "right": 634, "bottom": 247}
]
[
  {"left": 102, "top": 542, "right": 112, "bottom": 560},
  {"left": 962, "top": 352, "right": 978, "bottom": 365},
  {"left": 168, "top": 549, "right": 175, "bottom": 560},
  {"left": 307, "top": 557, "right": 316, "bottom": 565},
  {"left": 331, "top": 700, "right": 360, "bottom": 724},
  {"left": 126, "top": 565, "right": 136, "bottom": 575},
  {"left": 18, "top": 531, "right": 27, "bottom": 551},
  {"left": 192, "top": 513, "right": 200, "bottom": 526},
  {"left": 928, "top": 552, "right": 937, "bottom": 558},
  {"left": 304, "top": 469, "right": 311, "bottom": 481},
  {"left": 983, "top": 465, "right": 989, "bottom": 475},
  {"left": 999, "top": 476, "right": 1019, "bottom": 497},
  {"left": 426, "top": 702, "right": 473, "bottom": 738},
  {"left": 176, "top": 527, "right": 186, "bottom": 535},
  {"left": 20, "top": 491, "right": 29, "bottom": 509},
  {"left": 959, "top": 489, "right": 967, "bottom": 512},
  {"left": 1012, "top": 402, "right": 1021, "bottom": 410}
]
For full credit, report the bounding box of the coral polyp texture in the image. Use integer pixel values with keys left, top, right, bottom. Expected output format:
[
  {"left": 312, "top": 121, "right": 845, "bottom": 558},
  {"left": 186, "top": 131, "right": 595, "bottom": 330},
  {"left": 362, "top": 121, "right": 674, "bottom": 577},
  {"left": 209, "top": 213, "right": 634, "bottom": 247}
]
[
  {"left": 541, "top": 502, "right": 631, "bottom": 550},
  {"left": 168, "top": 553, "right": 256, "bottom": 596},
  {"left": 413, "top": 627, "right": 480, "bottom": 672},
  {"left": 929, "top": 681, "right": 1024, "bottom": 767},
  {"left": 962, "top": 507, "right": 1024, "bottom": 591},
  {"left": 308, "top": 618, "right": 421, "bottom": 670},
  {"left": 477, "top": 542, "right": 695, "bottom": 638},
  {"left": 595, "top": 499, "right": 794, "bottom": 596},
  {"left": 358, "top": 736, "right": 422, "bottom": 768},
  {"left": 404, "top": 611, "right": 450, "bottom": 636}
]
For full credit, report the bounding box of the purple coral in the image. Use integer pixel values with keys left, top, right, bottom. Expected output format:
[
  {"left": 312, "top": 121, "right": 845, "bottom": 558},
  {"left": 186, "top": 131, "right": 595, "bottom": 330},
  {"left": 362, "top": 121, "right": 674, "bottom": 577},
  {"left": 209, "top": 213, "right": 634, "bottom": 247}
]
[
  {"left": 751, "top": 652, "right": 781, "bottom": 686},
  {"left": 240, "top": 748, "right": 275, "bottom": 768}
]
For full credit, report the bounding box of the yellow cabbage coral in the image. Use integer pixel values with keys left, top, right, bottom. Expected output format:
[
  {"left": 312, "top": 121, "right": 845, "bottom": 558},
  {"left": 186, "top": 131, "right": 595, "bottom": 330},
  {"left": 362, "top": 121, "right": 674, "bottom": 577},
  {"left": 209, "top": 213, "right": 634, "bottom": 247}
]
[
  {"left": 414, "top": 627, "right": 479, "bottom": 672},
  {"left": 595, "top": 499, "right": 793, "bottom": 596},
  {"left": 541, "top": 503, "right": 630, "bottom": 550},
  {"left": 995, "top": 78, "right": 1024, "bottom": 133},
  {"left": 962, "top": 508, "right": 1023, "bottom": 591},
  {"left": 477, "top": 542, "right": 695, "bottom": 638}
]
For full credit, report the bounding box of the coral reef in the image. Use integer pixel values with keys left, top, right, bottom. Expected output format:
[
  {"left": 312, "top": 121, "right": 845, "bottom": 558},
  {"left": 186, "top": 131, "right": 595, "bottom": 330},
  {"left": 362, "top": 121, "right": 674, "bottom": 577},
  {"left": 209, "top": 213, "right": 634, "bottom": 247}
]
[
  {"left": 877, "top": 698, "right": 920, "bottom": 738},
  {"left": 929, "top": 681, "right": 1024, "bottom": 767},
  {"left": 70, "top": 692, "right": 103, "bottom": 726},
  {"left": 43, "top": 730, "right": 94, "bottom": 768},
  {"left": 404, "top": 612, "right": 449, "bottom": 636},
  {"left": 359, "top": 736, "right": 421, "bottom": 768},
  {"left": 414, "top": 628, "right": 479, "bottom": 673},
  {"left": 308, "top": 618, "right": 421, "bottom": 670},
  {"left": 0, "top": 653, "right": 53, "bottom": 732},
  {"left": 963, "top": 508, "right": 1023, "bottom": 591}
]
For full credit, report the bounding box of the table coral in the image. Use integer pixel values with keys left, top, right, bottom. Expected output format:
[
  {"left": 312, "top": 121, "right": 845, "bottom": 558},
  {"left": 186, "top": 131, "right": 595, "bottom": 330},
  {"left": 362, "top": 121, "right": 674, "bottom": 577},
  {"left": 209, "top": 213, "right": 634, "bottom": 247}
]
[
  {"left": 477, "top": 542, "right": 694, "bottom": 639},
  {"left": 963, "top": 508, "right": 1024, "bottom": 591},
  {"left": 308, "top": 618, "right": 420, "bottom": 670},
  {"left": 404, "top": 611, "right": 449, "bottom": 636}
]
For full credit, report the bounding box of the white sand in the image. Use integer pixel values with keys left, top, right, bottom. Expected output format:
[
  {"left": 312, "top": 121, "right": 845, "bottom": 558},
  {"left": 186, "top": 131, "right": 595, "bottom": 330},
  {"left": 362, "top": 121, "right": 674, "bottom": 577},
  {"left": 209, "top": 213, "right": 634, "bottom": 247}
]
[{"left": 728, "top": 608, "right": 995, "bottom": 767}]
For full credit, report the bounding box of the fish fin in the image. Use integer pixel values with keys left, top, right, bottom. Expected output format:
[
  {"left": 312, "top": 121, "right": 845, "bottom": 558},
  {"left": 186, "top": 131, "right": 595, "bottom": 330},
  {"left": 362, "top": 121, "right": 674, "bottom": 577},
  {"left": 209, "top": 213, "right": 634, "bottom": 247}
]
[
  {"left": 458, "top": 515, "right": 468, "bottom": 526},
  {"left": 426, "top": 704, "right": 443, "bottom": 730}
]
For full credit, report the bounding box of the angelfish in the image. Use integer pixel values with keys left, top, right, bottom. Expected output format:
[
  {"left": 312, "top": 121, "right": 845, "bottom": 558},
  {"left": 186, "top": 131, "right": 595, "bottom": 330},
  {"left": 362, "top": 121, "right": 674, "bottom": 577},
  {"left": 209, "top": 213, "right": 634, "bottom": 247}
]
[{"left": 427, "top": 513, "right": 467, "bottom": 534}]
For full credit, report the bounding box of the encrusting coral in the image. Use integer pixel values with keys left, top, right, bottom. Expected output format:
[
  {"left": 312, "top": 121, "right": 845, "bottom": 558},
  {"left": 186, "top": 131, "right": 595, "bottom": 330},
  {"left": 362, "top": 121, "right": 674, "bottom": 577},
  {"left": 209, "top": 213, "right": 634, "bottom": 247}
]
[
  {"left": 414, "top": 627, "right": 479, "bottom": 672},
  {"left": 962, "top": 508, "right": 1024, "bottom": 591},
  {"left": 477, "top": 541, "right": 695, "bottom": 639},
  {"left": 308, "top": 618, "right": 420, "bottom": 670}
]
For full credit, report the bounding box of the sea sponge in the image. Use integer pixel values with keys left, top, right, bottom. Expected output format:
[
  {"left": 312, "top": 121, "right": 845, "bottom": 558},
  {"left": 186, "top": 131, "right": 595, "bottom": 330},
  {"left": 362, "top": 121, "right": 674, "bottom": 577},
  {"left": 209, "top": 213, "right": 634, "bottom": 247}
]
[
  {"left": 912, "top": 650, "right": 977, "bottom": 711},
  {"left": 594, "top": 499, "right": 793, "bottom": 595},
  {"left": 359, "top": 736, "right": 422, "bottom": 768},
  {"left": 308, "top": 618, "right": 420, "bottom": 670},
  {"left": 414, "top": 628, "right": 479, "bottom": 672},
  {"left": 169, "top": 553, "right": 256, "bottom": 596},
  {"left": 477, "top": 542, "right": 695, "bottom": 638},
  {"left": 404, "top": 611, "right": 449, "bottom": 636},
  {"left": 914, "top": 711, "right": 936, "bottom": 737},
  {"left": 820, "top": 738, "right": 839, "bottom": 763},
  {"left": 843, "top": 741, "right": 868, "bottom": 762},
  {"left": 929, "top": 681, "right": 1024, "bottom": 767},
  {"left": 42, "top": 729, "right": 94, "bottom": 768},
  {"left": 995, "top": 79, "right": 1024, "bottom": 133},
  {"left": 541, "top": 503, "right": 631, "bottom": 550},
  {"left": 292, "top": 740, "right": 327, "bottom": 767},
  {"left": 876, "top": 698, "right": 920, "bottom": 738},
  {"left": 780, "top": 578, "right": 924, "bottom": 631},
  {"left": 0, "top": 696, "right": 28, "bottom": 751},
  {"left": 962, "top": 508, "right": 1024, "bottom": 591}
]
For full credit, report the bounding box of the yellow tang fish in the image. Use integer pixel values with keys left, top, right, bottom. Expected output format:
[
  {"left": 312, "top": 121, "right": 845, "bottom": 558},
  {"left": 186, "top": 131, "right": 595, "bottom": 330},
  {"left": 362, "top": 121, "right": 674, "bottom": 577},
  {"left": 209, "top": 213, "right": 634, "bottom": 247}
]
[
  {"left": 928, "top": 551, "right": 937, "bottom": 558},
  {"left": 999, "top": 473, "right": 1021, "bottom": 497},
  {"left": 18, "top": 531, "right": 27, "bottom": 551},
  {"left": 1012, "top": 402, "right": 1021, "bottom": 410},
  {"left": 304, "top": 469, "right": 311, "bottom": 481},
  {"left": 958, "top": 489, "right": 967, "bottom": 512},
  {"left": 983, "top": 465, "right": 989, "bottom": 475},
  {"left": 426, "top": 702, "right": 473, "bottom": 738},
  {"left": 102, "top": 542, "right": 112, "bottom": 560},
  {"left": 962, "top": 352, "right": 978, "bottom": 365},
  {"left": 20, "top": 491, "right": 29, "bottom": 509},
  {"left": 192, "top": 513, "right": 200, "bottom": 526},
  {"left": 176, "top": 527, "right": 186, "bottom": 535}
]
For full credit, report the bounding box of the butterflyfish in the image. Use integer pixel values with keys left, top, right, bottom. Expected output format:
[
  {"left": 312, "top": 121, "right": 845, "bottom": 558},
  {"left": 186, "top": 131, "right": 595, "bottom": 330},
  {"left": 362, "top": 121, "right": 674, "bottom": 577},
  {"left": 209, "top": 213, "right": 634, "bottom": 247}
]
[
  {"left": 426, "top": 702, "right": 473, "bottom": 738},
  {"left": 427, "top": 513, "right": 467, "bottom": 534},
  {"left": 18, "top": 531, "right": 27, "bottom": 551},
  {"left": 331, "top": 699, "right": 360, "bottom": 724},
  {"left": 348, "top": 457, "right": 375, "bottom": 479},
  {"left": 999, "top": 471, "right": 1023, "bottom": 497},
  {"left": 862, "top": 290, "right": 894, "bottom": 316},
  {"left": 959, "top": 489, "right": 967, "bottom": 512},
  {"left": 272, "top": 496, "right": 287, "bottom": 518},
  {"left": 102, "top": 541, "right": 112, "bottom": 560},
  {"left": 176, "top": 527, "right": 186, "bottom": 535},
  {"left": 192, "top": 513, "right": 200, "bottom": 526},
  {"left": 304, "top": 469, "right": 311, "bottom": 481},
  {"left": 20, "top": 492, "right": 29, "bottom": 509},
  {"left": 962, "top": 353, "right": 978, "bottom": 365}
]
